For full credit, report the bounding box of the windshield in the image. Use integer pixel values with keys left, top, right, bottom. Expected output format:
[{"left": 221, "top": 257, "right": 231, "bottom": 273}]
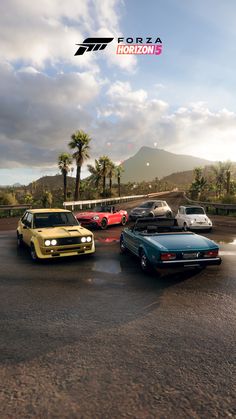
[
  {"left": 185, "top": 207, "right": 205, "bottom": 215},
  {"left": 93, "top": 206, "right": 113, "bottom": 213},
  {"left": 34, "top": 212, "right": 79, "bottom": 228},
  {"left": 139, "top": 202, "right": 155, "bottom": 209}
]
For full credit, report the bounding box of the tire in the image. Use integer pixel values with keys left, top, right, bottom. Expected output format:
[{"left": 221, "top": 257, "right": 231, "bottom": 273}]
[
  {"left": 183, "top": 222, "right": 188, "bottom": 232},
  {"left": 120, "top": 236, "right": 127, "bottom": 254},
  {"left": 148, "top": 212, "right": 154, "bottom": 218},
  {"left": 30, "top": 243, "right": 38, "bottom": 261},
  {"left": 121, "top": 216, "right": 127, "bottom": 226},
  {"left": 100, "top": 218, "right": 108, "bottom": 230},
  {"left": 166, "top": 211, "right": 172, "bottom": 218},
  {"left": 139, "top": 249, "right": 152, "bottom": 273},
  {"left": 17, "top": 232, "right": 23, "bottom": 247}
]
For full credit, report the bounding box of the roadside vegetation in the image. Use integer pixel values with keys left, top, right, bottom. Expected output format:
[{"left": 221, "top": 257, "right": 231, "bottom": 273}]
[{"left": 189, "top": 162, "right": 236, "bottom": 204}]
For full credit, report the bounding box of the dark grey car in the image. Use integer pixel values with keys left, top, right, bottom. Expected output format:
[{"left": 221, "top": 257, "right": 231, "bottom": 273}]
[{"left": 129, "top": 200, "right": 172, "bottom": 221}]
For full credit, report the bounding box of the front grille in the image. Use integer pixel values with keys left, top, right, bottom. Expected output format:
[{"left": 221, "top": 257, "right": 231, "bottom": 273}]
[{"left": 56, "top": 236, "right": 92, "bottom": 245}]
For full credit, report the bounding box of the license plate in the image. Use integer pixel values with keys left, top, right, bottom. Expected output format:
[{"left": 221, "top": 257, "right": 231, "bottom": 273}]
[{"left": 182, "top": 252, "right": 199, "bottom": 259}]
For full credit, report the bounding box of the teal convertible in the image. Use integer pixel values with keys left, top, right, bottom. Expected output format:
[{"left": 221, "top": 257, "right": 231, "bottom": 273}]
[{"left": 120, "top": 218, "right": 221, "bottom": 272}]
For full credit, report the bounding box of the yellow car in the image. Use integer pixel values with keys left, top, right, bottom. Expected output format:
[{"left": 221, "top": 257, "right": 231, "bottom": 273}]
[{"left": 17, "top": 208, "right": 95, "bottom": 261}]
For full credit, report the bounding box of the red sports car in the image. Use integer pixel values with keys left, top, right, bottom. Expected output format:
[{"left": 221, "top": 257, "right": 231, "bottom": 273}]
[{"left": 75, "top": 205, "right": 128, "bottom": 229}]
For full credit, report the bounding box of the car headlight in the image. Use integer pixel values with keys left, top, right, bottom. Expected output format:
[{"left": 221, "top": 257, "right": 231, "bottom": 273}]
[
  {"left": 142, "top": 210, "right": 147, "bottom": 214},
  {"left": 44, "top": 239, "right": 57, "bottom": 246},
  {"left": 190, "top": 220, "right": 194, "bottom": 224},
  {"left": 93, "top": 216, "right": 99, "bottom": 220},
  {"left": 81, "top": 236, "right": 92, "bottom": 243}
]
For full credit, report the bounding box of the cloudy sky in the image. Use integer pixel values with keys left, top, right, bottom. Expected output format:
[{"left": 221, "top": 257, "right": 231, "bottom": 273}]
[{"left": 1, "top": 0, "right": 236, "bottom": 185}]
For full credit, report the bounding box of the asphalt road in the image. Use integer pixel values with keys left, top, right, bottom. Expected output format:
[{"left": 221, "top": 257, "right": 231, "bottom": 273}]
[{"left": 0, "top": 193, "right": 236, "bottom": 418}]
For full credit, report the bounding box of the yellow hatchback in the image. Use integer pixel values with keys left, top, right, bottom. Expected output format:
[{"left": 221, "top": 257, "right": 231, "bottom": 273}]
[{"left": 17, "top": 208, "right": 95, "bottom": 261}]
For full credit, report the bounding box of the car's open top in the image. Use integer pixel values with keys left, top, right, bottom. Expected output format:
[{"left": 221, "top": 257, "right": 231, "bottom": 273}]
[{"left": 134, "top": 217, "right": 182, "bottom": 234}]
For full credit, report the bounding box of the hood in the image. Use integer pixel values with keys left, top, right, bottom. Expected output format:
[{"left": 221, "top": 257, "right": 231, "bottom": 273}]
[
  {"left": 131, "top": 207, "right": 149, "bottom": 213},
  {"left": 76, "top": 212, "right": 103, "bottom": 219},
  {"left": 145, "top": 233, "right": 217, "bottom": 251},
  {"left": 35, "top": 226, "right": 92, "bottom": 239}
]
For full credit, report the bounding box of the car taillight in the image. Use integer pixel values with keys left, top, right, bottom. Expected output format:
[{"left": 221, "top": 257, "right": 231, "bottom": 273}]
[
  {"left": 204, "top": 249, "right": 218, "bottom": 258},
  {"left": 161, "top": 253, "right": 176, "bottom": 261}
]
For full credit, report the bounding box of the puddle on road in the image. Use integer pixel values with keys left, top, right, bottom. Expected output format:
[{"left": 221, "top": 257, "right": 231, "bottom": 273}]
[
  {"left": 92, "top": 258, "right": 121, "bottom": 274},
  {"left": 95, "top": 236, "right": 120, "bottom": 244}
]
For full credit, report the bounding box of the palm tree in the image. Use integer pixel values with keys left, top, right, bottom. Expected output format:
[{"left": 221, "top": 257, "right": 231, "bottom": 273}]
[
  {"left": 107, "top": 160, "right": 115, "bottom": 197},
  {"left": 58, "top": 152, "right": 73, "bottom": 201},
  {"left": 98, "top": 155, "right": 111, "bottom": 197},
  {"left": 69, "top": 130, "right": 91, "bottom": 201},
  {"left": 115, "top": 165, "right": 124, "bottom": 197},
  {"left": 211, "top": 161, "right": 232, "bottom": 197},
  {"left": 87, "top": 159, "right": 102, "bottom": 189}
]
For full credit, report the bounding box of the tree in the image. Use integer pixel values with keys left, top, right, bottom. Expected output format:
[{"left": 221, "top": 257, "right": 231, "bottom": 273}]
[
  {"left": 189, "top": 167, "right": 207, "bottom": 200},
  {"left": 41, "top": 190, "right": 53, "bottom": 208},
  {"left": 115, "top": 165, "right": 124, "bottom": 197},
  {"left": 87, "top": 159, "right": 102, "bottom": 189},
  {"left": 98, "top": 155, "right": 111, "bottom": 197},
  {"left": 211, "top": 161, "right": 232, "bottom": 197},
  {"left": 107, "top": 160, "right": 115, "bottom": 197},
  {"left": 69, "top": 130, "right": 91, "bottom": 201},
  {"left": 58, "top": 152, "right": 73, "bottom": 201}
]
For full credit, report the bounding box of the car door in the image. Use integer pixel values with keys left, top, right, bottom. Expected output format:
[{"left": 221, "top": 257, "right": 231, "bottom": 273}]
[
  {"left": 124, "top": 228, "right": 140, "bottom": 256},
  {"left": 108, "top": 207, "right": 121, "bottom": 224}
]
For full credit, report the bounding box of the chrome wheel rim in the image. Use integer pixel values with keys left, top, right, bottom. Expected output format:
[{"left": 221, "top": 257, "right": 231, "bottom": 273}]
[{"left": 141, "top": 254, "right": 147, "bottom": 269}]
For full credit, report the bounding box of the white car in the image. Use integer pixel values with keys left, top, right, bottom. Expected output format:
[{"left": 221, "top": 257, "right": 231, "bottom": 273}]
[{"left": 175, "top": 206, "right": 212, "bottom": 231}]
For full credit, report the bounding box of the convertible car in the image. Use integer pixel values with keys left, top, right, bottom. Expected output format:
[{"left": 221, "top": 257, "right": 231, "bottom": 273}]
[
  {"left": 75, "top": 205, "right": 128, "bottom": 229},
  {"left": 17, "top": 209, "right": 95, "bottom": 260},
  {"left": 120, "top": 217, "right": 221, "bottom": 272}
]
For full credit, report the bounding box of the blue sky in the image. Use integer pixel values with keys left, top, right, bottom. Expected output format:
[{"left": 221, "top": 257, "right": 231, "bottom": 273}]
[{"left": 0, "top": 0, "right": 236, "bottom": 185}]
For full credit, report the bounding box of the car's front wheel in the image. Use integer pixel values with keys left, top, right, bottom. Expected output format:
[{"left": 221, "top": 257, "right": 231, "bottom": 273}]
[
  {"left": 121, "top": 216, "right": 127, "bottom": 226},
  {"left": 166, "top": 211, "right": 172, "bottom": 218},
  {"left": 100, "top": 218, "right": 108, "bottom": 230},
  {"left": 120, "top": 236, "right": 127, "bottom": 254},
  {"left": 183, "top": 222, "right": 188, "bottom": 231},
  {"left": 17, "top": 232, "right": 23, "bottom": 247},
  {"left": 148, "top": 212, "right": 154, "bottom": 218},
  {"left": 30, "top": 243, "right": 38, "bottom": 261}
]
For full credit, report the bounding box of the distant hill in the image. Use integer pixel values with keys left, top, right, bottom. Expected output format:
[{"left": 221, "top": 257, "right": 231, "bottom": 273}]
[
  {"left": 28, "top": 175, "right": 75, "bottom": 191},
  {"left": 122, "top": 146, "right": 213, "bottom": 182}
]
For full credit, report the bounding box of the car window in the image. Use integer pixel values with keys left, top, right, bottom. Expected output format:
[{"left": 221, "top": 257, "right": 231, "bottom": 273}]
[
  {"left": 139, "top": 202, "right": 155, "bottom": 208},
  {"left": 185, "top": 207, "right": 205, "bottom": 215},
  {"left": 25, "top": 212, "right": 33, "bottom": 227},
  {"left": 34, "top": 212, "right": 79, "bottom": 228},
  {"left": 21, "top": 212, "right": 28, "bottom": 223}
]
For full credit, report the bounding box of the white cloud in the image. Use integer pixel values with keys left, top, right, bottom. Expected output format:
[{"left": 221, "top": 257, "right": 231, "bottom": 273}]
[{"left": 0, "top": 0, "right": 136, "bottom": 72}]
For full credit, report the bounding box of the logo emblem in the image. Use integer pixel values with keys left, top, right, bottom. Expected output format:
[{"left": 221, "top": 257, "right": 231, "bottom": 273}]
[{"left": 74, "top": 37, "right": 114, "bottom": 56}]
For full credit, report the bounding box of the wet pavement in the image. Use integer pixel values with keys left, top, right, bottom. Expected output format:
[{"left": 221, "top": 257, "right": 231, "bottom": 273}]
[{"left": 0, "top": 193, "right": 236, "bottom": 418}]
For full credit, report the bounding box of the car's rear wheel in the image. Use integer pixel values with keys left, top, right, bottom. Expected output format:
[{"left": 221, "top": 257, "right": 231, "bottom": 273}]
[
  {"left": 121, "top": 216, "right": 127, "bottom": 226},
  {"left": 100, "top": 218, "right": 108, "bottom": 230},
  {"left": 30, "top": 243, "right": 38, "bottom": 261},
  {"left": 139, "top": 250, "right": 152, "bottom": 273},
  {"left": 17, "top": 232, "right": 23, "bottom": 247},
  {"left": 120, "top": 236, "right": 127, "bottom": 254}
]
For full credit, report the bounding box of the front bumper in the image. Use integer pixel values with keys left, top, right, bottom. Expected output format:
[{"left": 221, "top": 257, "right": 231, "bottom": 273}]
[
  {"left": 156, "top": 257, "right": 221, "bottom": 268},
  {"left": 34, "top": 241, "right": 95, "bottom": 259}
]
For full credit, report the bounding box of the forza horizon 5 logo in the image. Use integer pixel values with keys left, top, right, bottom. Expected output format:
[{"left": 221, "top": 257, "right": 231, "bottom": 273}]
[{"left": 75, "top": 36, "right": 163, "bottom": 56}]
